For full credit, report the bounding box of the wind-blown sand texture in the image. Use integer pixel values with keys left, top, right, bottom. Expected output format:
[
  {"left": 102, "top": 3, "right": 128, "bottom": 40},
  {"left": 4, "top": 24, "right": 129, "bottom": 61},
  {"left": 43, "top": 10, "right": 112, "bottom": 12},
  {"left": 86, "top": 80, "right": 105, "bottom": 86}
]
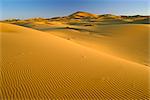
[{"left": 1, "top": 22, "right": 150, "bottom": 99}]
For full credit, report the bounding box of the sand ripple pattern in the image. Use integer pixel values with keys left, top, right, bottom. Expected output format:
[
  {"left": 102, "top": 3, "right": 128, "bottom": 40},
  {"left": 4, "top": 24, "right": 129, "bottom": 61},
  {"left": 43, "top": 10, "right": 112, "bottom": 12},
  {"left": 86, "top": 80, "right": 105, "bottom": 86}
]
[{"left": 1, "top": 23, "right": 150, "bottom": 100}]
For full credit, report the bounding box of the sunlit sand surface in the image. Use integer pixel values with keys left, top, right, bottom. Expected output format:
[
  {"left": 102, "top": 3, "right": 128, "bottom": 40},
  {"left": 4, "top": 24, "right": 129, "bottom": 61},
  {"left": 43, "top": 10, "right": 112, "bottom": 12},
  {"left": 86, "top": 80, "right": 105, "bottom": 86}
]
[
  {"left": 45, "top": 24, "right": 150, "bottom": 66},
  {"left": 1, "top": 22, "right": 150, "bottom": 99}
]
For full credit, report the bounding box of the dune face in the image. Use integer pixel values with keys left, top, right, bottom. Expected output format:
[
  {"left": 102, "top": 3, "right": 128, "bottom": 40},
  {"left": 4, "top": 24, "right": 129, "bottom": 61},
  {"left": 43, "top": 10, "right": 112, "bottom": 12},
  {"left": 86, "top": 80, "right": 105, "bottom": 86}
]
[
  {"left": 69, "top": 11, "right": 98, "bottom": 19},
  {"left": 1, "top": 22, "right": 150, "bottom": 99},
  {"left": 44, "top": 24, "right": 150, "bottom": 66}
]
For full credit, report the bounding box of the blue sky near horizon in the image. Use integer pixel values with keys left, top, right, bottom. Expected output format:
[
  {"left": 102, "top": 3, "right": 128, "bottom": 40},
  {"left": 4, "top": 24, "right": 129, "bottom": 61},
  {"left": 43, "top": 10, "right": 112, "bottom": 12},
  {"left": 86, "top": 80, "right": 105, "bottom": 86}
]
[{"left": 0, "top": 0, "right": 149, "bottom": 20}]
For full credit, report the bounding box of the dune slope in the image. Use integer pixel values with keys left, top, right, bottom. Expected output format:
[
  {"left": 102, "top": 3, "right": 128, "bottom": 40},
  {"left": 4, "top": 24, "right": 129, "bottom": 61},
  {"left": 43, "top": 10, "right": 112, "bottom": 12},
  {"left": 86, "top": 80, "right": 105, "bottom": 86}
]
[
  {"left": 1, "top": 23, "right": 150, "bottom": 99},
  {"left": 45, "top": 24, "right": 150, "bottom": 66}
]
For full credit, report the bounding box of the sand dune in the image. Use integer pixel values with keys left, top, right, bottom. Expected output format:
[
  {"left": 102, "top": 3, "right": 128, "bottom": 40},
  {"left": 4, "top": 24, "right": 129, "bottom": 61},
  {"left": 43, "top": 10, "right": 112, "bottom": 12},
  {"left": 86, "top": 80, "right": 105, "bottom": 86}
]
[
  {"left": 45, "top": 24, "right": 150, "bottom": 66},
  {"left": 1, "top": 22, "right": 150, "bottom": 99},
  {"left": 5, "top": 12, "right": 149, "bottom": 66},
  {"left": 69, "top": 11, "right": 98, "bottom": 19}
]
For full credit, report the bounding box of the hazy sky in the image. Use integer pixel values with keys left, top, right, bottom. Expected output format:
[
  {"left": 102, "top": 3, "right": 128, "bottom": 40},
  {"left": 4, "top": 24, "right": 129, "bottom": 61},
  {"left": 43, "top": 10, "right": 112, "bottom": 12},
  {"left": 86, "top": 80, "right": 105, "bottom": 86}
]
[{"left": 1, "top": 0, "right": 149, "bottom": 20}]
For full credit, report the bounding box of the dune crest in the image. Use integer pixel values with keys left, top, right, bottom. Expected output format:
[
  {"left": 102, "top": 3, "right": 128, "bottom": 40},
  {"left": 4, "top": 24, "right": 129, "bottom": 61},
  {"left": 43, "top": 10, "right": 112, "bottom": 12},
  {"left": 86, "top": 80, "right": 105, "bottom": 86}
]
[{"left": 69, "top": 11, "right": 98, "bottom": 19}]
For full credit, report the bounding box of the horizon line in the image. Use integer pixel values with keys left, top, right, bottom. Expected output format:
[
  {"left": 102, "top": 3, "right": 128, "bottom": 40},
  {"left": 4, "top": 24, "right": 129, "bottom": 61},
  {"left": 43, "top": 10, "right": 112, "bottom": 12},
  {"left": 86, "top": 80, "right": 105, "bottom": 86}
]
[{"left": 1, "top": 11, "right": 150, "bottom": 20}]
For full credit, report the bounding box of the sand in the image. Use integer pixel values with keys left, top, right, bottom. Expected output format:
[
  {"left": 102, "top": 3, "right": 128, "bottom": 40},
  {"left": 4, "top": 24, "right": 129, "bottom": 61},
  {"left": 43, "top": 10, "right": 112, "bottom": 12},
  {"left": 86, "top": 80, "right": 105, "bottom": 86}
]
[
  {"left": 44, "top": 24, "right": 150, "bottom": 66},
  {"left": 1, "top": 22, "right": 150, "bottom": 99}
]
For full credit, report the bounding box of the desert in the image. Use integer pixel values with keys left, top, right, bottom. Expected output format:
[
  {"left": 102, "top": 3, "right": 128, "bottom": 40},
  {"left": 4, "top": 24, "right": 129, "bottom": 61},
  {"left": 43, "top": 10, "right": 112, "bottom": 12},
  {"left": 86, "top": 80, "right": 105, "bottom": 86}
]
[{"left": 1, "top": 11, "right": 150, "bottom": 99}]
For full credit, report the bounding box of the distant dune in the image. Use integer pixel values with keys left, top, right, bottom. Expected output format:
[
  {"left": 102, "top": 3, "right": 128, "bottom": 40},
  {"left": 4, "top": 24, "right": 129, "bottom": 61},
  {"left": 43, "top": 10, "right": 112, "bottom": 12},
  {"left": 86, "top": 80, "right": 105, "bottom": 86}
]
[
  {"left": 1, "top": 22, "right": 150, "bottom": 99},
  {"left": 3, "top": 11, "right": 149, "bottom": 25},
  {"left": 69, "top": 11, "right": 98, "bottom": 19}
]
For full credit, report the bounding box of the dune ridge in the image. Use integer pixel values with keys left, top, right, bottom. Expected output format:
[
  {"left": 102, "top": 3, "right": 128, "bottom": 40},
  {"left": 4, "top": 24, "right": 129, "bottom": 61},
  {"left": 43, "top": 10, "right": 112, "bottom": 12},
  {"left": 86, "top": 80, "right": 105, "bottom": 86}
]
[{"left": 1, "top": 23, "right": 150, "bottom": 99}]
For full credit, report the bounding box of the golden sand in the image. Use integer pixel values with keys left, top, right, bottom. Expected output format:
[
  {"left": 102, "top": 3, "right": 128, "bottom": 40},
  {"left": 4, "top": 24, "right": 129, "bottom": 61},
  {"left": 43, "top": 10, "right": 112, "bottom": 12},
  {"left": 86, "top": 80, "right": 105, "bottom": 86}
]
[
  {"left": 45, "top": 24, "right": 150, "bottom": 65},
  {"left": 1, "top": 23, "right": 150, "bottom": 99}
]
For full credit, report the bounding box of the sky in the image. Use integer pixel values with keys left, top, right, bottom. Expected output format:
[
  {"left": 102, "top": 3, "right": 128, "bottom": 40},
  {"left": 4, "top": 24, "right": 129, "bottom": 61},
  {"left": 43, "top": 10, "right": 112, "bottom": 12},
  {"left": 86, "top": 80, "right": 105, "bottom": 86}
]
[{"left": 0, "top": 0, "right": 149, "bottom": 20}]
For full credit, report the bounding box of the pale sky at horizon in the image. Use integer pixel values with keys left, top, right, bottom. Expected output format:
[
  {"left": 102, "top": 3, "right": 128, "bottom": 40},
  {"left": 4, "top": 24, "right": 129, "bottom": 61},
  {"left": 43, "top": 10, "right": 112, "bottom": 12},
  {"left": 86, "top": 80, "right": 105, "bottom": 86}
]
[{"left": 0, "top": 0, "right": 149, "bottom": 20}]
